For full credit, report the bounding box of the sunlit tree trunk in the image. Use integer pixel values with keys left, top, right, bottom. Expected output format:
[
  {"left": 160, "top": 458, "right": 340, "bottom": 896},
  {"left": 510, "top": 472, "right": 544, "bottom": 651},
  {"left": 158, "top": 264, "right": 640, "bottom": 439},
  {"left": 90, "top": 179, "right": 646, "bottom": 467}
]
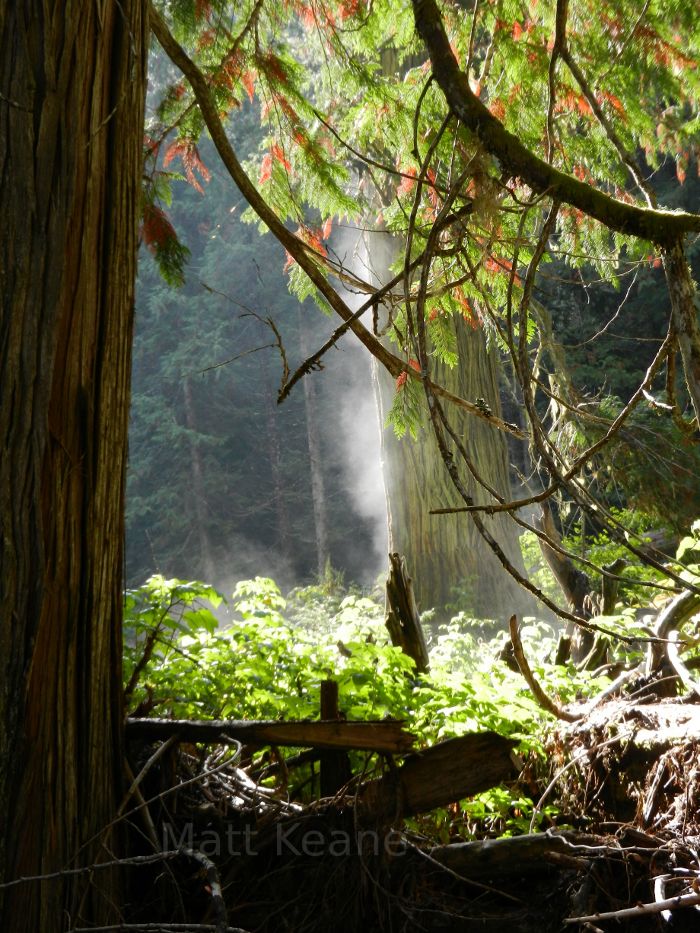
[
  {"left": 359, "top": 46, "right": 529, "bottom": 616},
  {"left": 0, "top": 2, "right": 148, "bottom": 929},
  {"left": 373, "top": 317, "right": 528, "bottom": 616},
  {"left": 358, "top": 227, "right": 527, "bottom": 615}
]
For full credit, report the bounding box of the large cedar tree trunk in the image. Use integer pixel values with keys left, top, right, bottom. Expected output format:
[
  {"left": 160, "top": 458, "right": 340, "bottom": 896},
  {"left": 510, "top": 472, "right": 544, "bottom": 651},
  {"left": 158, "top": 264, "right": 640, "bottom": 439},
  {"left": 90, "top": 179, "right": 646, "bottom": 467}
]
[
  {"left": 374, "top": 317, "right": 528, "bottom": 616},
  {"left": 359, "top": 232, "right": 527, "bottom": 616},
  {"left": 0, "top": 2, "right": 148, "bottom": 929}
]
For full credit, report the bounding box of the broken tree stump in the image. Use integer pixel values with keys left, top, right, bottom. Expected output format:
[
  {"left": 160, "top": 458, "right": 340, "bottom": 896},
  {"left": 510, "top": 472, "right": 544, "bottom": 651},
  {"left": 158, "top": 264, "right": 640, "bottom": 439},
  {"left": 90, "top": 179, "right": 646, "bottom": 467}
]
[
  {"left": 385, "top": 552, "right": 430, "bottom": 673},
  {"left": 319, "top": 679, "right": 352, "bottom": 796}
]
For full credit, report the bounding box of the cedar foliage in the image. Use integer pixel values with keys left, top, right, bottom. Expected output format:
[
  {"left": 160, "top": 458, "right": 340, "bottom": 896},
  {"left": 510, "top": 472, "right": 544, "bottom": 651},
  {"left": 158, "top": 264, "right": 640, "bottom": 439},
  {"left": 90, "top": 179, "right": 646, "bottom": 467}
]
[{"left": 141, "top": 0, "right": 700, "bottom": 618}]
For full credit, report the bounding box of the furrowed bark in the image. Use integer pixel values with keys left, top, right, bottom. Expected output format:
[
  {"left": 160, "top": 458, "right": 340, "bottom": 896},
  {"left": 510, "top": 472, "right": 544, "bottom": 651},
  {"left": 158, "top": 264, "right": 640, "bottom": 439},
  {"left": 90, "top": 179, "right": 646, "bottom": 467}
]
[
  {"left": 662, "top": 239, "right": 700, "bottom": 428},
  {"left": 0, "top": 1, "right": 148, "bottom": 928}
]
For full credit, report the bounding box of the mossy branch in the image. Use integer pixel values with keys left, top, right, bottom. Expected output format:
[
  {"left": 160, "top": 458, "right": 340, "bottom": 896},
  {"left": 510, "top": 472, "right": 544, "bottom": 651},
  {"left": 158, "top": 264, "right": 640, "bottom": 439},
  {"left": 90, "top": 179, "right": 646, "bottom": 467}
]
[{"left": 411, "top": 0, "right": 700, "bottom": 244}]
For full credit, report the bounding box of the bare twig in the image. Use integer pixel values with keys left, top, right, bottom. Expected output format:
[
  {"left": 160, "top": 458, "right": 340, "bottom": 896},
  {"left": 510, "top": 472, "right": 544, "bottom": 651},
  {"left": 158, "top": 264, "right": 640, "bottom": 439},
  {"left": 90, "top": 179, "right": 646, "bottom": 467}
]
[
  {"left": 564, "top": 890, "right": 700, "bottom": 924},
  {"left": 509, "top": 615, "right": 581, "bottom": 722}
]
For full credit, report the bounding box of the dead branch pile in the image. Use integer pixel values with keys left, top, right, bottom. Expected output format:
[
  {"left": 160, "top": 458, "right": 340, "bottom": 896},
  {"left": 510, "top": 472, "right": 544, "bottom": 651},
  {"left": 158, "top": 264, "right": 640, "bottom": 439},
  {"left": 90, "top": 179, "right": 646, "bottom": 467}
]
[{"left": 118, "top": 688, "right": 700, "bottom": 931}]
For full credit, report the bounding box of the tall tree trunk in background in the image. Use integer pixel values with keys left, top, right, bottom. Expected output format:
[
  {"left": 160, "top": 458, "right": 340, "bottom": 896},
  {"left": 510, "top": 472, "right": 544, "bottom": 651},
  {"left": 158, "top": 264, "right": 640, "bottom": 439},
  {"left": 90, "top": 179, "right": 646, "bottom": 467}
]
[
  {"left": 298, "top": 308, "right": 330, "bottom": 577},
  {"left": 264, "top": 374, "right": 292, "bottom": 564},
  {"left": 183, "top": 376, "right": 216, "bottom": 581},
  {"left": 373, "top": 316, "right": 528, "bottom": 616},
  {"left": 360, "top": 227, "right": 526, "bottom": 616},
  {"left": 361, "top": 46, "right": 530, "bottom": 617},
  {"left": 0, "top": 2, "right": 147, "bottom": 929}
]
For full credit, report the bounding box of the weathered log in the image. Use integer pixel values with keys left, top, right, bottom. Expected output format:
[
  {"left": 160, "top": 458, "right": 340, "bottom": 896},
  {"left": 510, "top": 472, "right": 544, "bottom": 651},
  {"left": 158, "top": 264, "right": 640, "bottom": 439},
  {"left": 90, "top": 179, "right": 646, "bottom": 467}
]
[
  {"left": 572, "top": 701, "right": 700, "bottom": 754},
  {"left": 428, "top": 831, "right": 604, "bottom": 879},
  {"left": 361, "top": 732, "right": 518, "bottom": 818},
  {"left": 385, "top": 552, "right": 430, "bottom": 673},
  {"left": 126, "top": 717, "right": 415, "bottom": 753}
]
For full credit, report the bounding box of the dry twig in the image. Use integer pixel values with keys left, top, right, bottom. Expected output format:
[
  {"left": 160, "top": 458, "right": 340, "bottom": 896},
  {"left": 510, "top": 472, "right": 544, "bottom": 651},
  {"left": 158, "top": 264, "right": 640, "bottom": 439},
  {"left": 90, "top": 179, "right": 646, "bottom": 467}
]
[{"left": 508, "top": 615, "right": 581, "bottom": 723}]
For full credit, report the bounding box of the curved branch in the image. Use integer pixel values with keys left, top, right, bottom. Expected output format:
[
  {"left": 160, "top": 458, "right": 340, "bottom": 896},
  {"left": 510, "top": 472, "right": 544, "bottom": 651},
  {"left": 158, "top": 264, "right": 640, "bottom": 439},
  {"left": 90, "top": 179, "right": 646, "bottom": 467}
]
[
  {"left": 509, "top": 615, "right": 581, "bottom": 722},
  {"left": 667, "top": 631, "right": 700, "bottom": 700},
  {"left": 411, "top": 0, "right": 700, "bottom": 243},
  {"left": 646, "top": 590, "right": 700, "bottom": 674},
  {"left": 149, "top": 4, "right": 523, "bottom": 439}
]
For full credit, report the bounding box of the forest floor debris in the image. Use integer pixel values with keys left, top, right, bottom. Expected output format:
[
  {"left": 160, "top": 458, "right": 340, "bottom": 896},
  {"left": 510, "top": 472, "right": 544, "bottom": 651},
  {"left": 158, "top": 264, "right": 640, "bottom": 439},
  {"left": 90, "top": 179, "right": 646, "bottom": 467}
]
[{"left": 121, "top": 684, "right": 700, "bottom": 932}]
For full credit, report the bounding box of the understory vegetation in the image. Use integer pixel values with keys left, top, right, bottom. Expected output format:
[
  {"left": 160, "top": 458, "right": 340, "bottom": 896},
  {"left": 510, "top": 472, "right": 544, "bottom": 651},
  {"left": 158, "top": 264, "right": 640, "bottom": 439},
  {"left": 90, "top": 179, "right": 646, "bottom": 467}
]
[{"left": 124, "top": 515, "right": 700, "bottom": 842}]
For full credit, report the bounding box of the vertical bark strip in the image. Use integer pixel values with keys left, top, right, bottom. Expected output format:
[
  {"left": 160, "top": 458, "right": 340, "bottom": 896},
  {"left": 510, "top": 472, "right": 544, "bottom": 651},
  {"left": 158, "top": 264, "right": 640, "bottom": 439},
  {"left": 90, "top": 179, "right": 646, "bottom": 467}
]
[
  {"left": 0, "top": 2, "right": 148, "bottom": 929},
  {"left": 663, "top": 239, "right": 700, "bottom": 429}
]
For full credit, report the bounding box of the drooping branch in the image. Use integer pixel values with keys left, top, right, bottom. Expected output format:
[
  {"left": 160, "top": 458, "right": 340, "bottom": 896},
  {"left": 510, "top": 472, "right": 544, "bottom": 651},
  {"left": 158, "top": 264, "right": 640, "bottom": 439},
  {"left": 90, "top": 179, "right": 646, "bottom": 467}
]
[
  {"left": 411, "top": 0, "right": 700, "bottom": 243},
  {"left": 508, "top": 615, "right": 581, "bottom": 722},
  {"left": 149, "top": 3, "right": 524, "bottom": 440}
]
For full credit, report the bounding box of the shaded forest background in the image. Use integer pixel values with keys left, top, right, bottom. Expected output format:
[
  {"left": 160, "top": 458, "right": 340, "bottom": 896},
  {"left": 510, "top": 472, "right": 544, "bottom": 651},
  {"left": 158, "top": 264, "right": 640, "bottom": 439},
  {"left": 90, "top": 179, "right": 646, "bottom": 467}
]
[{"left": 127, "top": 95, "right": 387, "bottom": 592}]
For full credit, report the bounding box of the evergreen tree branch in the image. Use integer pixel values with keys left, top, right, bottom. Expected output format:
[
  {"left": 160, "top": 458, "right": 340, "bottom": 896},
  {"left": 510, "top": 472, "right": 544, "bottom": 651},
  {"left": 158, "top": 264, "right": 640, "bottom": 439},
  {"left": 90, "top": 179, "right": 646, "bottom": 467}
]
[
  {"left": 411, "top": 0, "right": 700, "bottom": 243},
  {"left": 149, "top": 5, "right": 400, "bottom": 368},
  {"left": 149, "top": 3, "right": 525, "bottom": 439}
]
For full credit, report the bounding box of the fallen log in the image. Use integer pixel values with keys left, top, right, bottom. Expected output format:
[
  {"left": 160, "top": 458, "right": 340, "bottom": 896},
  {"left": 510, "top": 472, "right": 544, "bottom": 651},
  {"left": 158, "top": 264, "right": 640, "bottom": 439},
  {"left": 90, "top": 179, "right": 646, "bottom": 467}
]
[
  {"left": 361, "top": 732, "right": 518, "bottom": 818},
  {"left": 126, "top": 717, "right": 415, "bottom": 753},
  {"left": 574, "top": 700, "right": 700, "bottom": 753},
  {"left": 427, "top": 830, "right": 606, "bottom": 879}
]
